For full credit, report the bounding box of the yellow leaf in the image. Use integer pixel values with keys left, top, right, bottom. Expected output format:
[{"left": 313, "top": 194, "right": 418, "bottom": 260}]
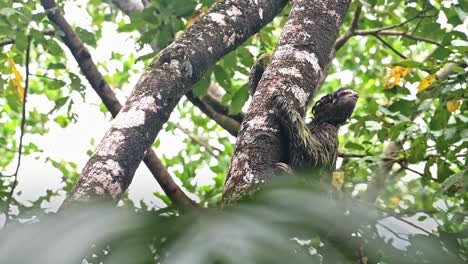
[
  {"left": 447, "top": 99, "right": 460, "bottom": 112},
  {"left": 417, "top": 74, "right": 436, "bottom": 93},
  {"left": 186, "top": 6, "right": 208, "bottom": 29},
  {"left": 253, "top": 33, "right": 261, "bottom": 41},
  {"left": 331, "top": 171, "right": 345, "bottom": 191},
  {"left": 384, "top": 65, "right": 410, "bottom": 89},
  {"left": 390, "top": 196, "right": 400, "bottom": 206},
  {"left": 6, "top": 58, "right": 25, "bottom": 99}
]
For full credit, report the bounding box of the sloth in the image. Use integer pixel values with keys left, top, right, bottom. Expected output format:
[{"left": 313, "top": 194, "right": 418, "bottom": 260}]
[{"left": 249, "top": 55, "right": 359, "bottom": 176}]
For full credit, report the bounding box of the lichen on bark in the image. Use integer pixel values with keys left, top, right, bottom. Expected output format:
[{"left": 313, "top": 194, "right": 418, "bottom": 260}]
[{"left": 66, "top": 0, "right": 288, "bottom": 204}]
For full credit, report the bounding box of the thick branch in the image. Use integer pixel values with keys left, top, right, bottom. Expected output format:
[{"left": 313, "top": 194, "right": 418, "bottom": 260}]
[
  {"left": 224, "top": 0, "right": 352, "bottom": 203},
  {"left": 320, "top": 5, "right": 361, "bottom": 87},
  {"left": 40, "top": 0, "right": 197, "bottom": 208},
  {"left": 61, "top": 0, "right": 288, "bottom": 203},
  {"left": 112, "top": 2, "right": 244, "bottom": 135}
]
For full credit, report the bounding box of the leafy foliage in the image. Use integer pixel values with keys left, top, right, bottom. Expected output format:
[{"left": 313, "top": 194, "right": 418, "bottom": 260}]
[{"left": 0, "top": 0, "right": 466, "bottom": 262}]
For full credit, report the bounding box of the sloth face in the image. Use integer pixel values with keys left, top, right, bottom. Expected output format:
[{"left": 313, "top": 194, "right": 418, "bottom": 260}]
[{"left": 312, "top": 88, "right": 358, "bottom": 125}]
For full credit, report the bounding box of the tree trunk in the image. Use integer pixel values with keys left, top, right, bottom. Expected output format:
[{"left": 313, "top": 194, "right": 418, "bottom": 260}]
[
  {"left": 65, "top": 0, "right": 288, "bottom": 204},
  {"left": 223, "top": 0, "right": 352, "bottom": 203}
]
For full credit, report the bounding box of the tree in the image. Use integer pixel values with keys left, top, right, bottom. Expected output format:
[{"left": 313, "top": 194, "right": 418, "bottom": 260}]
[{"left": 0, "top": 0, "right": 466, "bottom": 263}]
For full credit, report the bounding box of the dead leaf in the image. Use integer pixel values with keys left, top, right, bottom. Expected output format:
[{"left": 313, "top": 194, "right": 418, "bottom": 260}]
[
  {"left": 390, "top": 196, "right": 400, "bottom": 206},
  {"left": 417, "top": 74, "right": 436, "bottom": 93},
  {"left": 331, "top": 171, "right": 345, "bottom": 191},
  {"left": 186, "top": 6, "right": 208, "bottom": 29},
  {"left": 384, "top": 65, "right": 410, "bottom": 89},
  {"left": 447, "top": 98, "right": 460, "bottom": 112},
  {"left": 6, "top": 58, "right": 24, "bottom": 99}
]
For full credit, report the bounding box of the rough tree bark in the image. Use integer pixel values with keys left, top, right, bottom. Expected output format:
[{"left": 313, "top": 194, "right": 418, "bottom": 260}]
[
  {"left": 40, "top": 0, "right": 197, "bottom": 208},
  {"left": 110, "top": 2, "right": 242, "bottom": 136},
  {"left": 64, "top": 0, "right": 288, "bottom": 204},
  {"left": 223, "top": 0, "right": 352, "bottom": 203}
]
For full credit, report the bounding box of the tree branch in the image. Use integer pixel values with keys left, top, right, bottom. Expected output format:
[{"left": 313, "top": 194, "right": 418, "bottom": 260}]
[
  {"left": 334, "top": 5, "right": 362, "bottom": 52},
  {"left": 111, "top": 1, "right": 244, "bottom": 136},
  {"left": 373, "top": 34, "right": 408, "bottom": 59},
  {"left": 40, "top": 0, "right": 198, "bottom": 208},
  {"left": 175, "top": 123, "right": 221, "bottom": 158},
  {"left": 320, "top": 5, "right": 361, "bottom": 87},
  {"left": 59, "top": 0, "right": 288, "bottom": 204},
  {"left": 224, "top": 0, "right": 352, "bottom": 203},
  {"left": 186, "top": 92, "right": 240, "bottom": 137},
  {"left": 201, "top": 90, "right": 245, "bottom": 123},
  {"left": 354, "top": 29, "right": 441, "bottom": 46}
]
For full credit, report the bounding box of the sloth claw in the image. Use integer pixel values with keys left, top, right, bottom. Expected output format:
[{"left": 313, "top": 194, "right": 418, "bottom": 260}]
[{"left": 274, "top": 162, "right": 294, "bottom": 175}]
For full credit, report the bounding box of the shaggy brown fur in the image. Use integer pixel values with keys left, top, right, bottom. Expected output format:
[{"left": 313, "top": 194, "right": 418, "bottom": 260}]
[{"left": 249, "top": 56, "right": 358, "bottom": 175}]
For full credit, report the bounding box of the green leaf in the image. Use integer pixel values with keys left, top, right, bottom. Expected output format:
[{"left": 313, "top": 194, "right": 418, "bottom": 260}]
[
  {"left": 192, "top": 75, "right": 210, "bottom": 97},
  {"left": 136, "top": 52, "right": 157, "bottom": 62},
  {"left": 408, "top": 136, "right": 427, "bottom": 163},
  {"left": 154, "top": 192, "right": 172, "bottom": 206},
  {"left": 214, "top": 66, "right": 230, "bottom": 89},
  {"left": 435, "top": 169, "right": 465, "bottom": 196},
  {"left": 430, "top": 106, "right": 450, "bottom": 130},
  {"left": 394, "top": 60, "right": 423, "bottom": 69},
  {"left": 48, "top": 97, "right": 69, "bottom": 114},
  {"left": 48, "top": 79, "right": 67, "bottom": 90},
  {"left": 45, "top": 39, "right": 63, "bottom": 56},
  {"left": 0, "top": 8, "right": 16, "bottom": 17},
  {"left": 344, "top": 142, "right": 366, "bottom": 151},
  {"left": 229, "top": 84, "right": 249, "bottom": 115},
  {"left": 47, "top": 62, "right": 66, "bottom": 70},
  {"left": 15, "top": 31, "right": 28, "bottom": 52},
  {"left": 54, "top": 115, "right": 70, "bottom": 128},
  {"left": 388, "top": 99, "right": 417, "bottom": 116},
  {"left": 30, "top": 29, "right": 47, "bottom": 46},
  {"left": 75, "top": 27, "right": 96, "bottom": 47},
  {"left": 69, "top": 73, "right": 84, "bottom": 91}
]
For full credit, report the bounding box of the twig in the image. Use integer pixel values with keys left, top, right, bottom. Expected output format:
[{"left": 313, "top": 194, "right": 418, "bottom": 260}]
[
  {"left": 374, "top": 7, "right": 430, "bottom": 32},
  {"left": 3, "top": 36, "right": 31, "bottom": 227},
  {"left": 376, "top": 206, "right": 437, "bottom": 238},
  {"left": 395, "top": 161, "right": 424, "bottom": 177},
  {"left": 390, "top": 208, "right": 439, "bottom": 216},
  {"left": 354, "top": 30, "right": 441, "bottom": 46},
  {"left": 186, "top": 92, "right": 240, "bottom": 137},
  {"left": 376, "top": 223, "right": 410, "bottom": 242},
  {"left": 334, "top": 5, "right": 362, "bottom": 52},
  {"left": 373, "top": 34, "right": 408, "bottom": 59},
  {"left": 175, "top": 123, "right": 221, "bottom": 158},
  {"left": 30, "top": 73, "right": 62, "bottom": 81},
  {"left": 202, "top": 84, "right": 245, "bottom": 123},
  {"left": 338, "top": 152, "right": 466, "bottom": 161}
]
